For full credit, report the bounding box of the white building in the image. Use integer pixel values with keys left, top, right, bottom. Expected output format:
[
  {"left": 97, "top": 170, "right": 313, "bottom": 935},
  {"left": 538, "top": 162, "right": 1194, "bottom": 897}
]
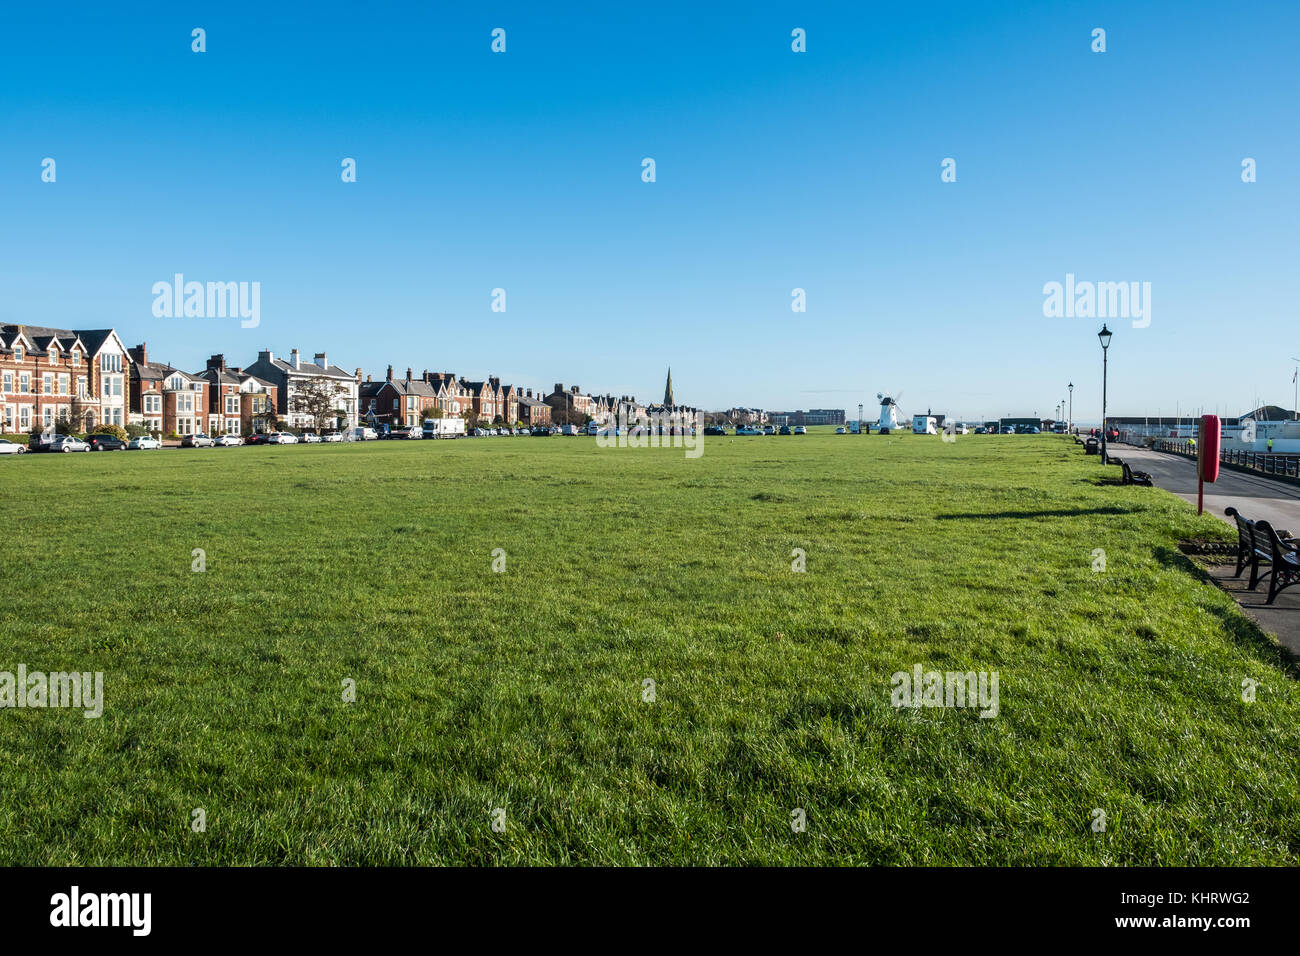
[{"left": 243, "top": 349, "right": 359, "bottom": 430}]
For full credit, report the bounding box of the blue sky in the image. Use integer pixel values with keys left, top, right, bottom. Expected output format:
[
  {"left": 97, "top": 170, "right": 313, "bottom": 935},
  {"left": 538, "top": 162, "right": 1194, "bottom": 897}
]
[{"left": 1, "top": 1, "right": 1296, "bottom": 421}]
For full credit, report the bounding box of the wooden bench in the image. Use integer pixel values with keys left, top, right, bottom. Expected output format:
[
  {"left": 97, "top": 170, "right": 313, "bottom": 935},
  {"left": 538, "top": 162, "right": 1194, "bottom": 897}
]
[
  {"left": 1250, "top": 519, "right": 1300, "bottom": 604},
  {"left": 1119, "top": 461, "right": 1153, "bottom": 486},
  {"left": 1224, "top": 507, "right": 1255, "bottom": 579}
]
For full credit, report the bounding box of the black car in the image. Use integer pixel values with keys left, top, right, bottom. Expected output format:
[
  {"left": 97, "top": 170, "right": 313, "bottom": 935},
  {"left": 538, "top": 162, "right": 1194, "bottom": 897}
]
[
  {"left": 243, "top": 433, "right": 271, "bottom": 446},
  {"left": 778, "top": 425, "right": 792, "bottom": 435},
  {"left": 85, "top": 433, "right": 127, "bottom": 451},
  {"left": 530, "top": 426, "right": 551, "bottom": 436}
]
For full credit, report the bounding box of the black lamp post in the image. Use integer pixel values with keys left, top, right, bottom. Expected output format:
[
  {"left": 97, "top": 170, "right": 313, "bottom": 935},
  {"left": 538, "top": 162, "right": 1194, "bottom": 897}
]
[
  {"left": 1098, "top": 325, "right": 1112, "bottom": 462},
  {"left": 1068, "top": 382, "right": 1073, "bottom": 434}
]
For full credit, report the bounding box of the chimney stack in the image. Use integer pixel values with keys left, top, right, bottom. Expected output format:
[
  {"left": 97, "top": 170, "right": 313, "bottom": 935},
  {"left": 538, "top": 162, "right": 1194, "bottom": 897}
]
[
  {"left": 406, "top": 368, "right": 412, "bottom": 382},
  {"left": 315, "top": 352, "right": 327, "bottom": 368},
  {"left": 290, "top": 349, "right": 301, "bottom": 369},
  {"left": 129, "top": 343, "right": 148, "bottom": 366},
  {"left": 386, "top": 365, "right": 393, "bottom": 382},
  {"left": 206, "top": 353, "right": 225, "bottom": 372}
]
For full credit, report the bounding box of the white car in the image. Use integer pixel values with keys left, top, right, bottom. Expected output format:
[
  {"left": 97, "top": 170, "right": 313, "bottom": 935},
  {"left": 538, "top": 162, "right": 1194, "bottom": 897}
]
[
  {"left": 267, "top": 432, "right": 299, "bottom": 445},
  {"left": 216, "top": 435, "right": 243, "bottom": 447},
  {"left": 0, "top": 439, "right": 27, "bottom": 455},
  {"left": 51, "top": 435, "right": 90, "bottom": 452},
  {"left": 128, "top": 436, "right": 161, "bottom": 450},
  {"left": 183, "top": 433, "right": 216, "bottom": 448},
  {"left": 300, "top": 432, "right": 322, "bottom": 443},
  {"left": 321, "top": 432, "right": 343, "bottom": 443}
]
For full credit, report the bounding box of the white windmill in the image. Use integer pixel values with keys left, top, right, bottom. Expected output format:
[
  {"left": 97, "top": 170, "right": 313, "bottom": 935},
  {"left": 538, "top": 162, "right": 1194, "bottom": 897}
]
[{"left": 876, "top": 391, "right": 904, "bottom": 434}]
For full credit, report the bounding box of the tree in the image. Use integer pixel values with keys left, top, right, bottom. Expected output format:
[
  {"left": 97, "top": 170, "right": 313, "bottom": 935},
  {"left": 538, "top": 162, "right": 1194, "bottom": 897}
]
[
  {"left": 288, "top": 377, "right": 346, "bottom": 433},
  {"left": 91, "top": 423, "right": 128, "bottom": 441}
]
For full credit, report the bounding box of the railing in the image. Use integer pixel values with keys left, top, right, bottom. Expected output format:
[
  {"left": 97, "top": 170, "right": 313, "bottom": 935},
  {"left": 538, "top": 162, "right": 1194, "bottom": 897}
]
[{"left": 1152, "top": 440, "right": 1300, "bottom": 479}]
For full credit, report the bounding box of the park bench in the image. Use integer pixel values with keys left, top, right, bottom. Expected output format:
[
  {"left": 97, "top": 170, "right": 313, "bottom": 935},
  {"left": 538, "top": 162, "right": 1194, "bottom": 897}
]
[
  {"left": 1250, "top": 519, "right": 1300, "bottom": 604},
  {"left": 1119, "top": 460, "right": 1153, "bottom": 487},
  {"left": 1224, "top": 507, "right": 1255, "bottom": 579}
]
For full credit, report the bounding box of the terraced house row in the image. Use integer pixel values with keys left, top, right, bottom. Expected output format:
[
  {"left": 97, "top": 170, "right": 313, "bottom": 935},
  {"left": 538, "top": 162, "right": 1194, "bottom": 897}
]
[
  {"left": 1, "top": 324, "right": 692, "bottom": 437},
  {"left": 358, "top": 368, "right": 556, "bottom": 429}
]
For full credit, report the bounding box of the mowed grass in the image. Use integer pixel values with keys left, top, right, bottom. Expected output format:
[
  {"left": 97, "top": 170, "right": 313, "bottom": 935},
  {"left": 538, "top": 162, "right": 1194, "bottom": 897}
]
[{"left": 0, "top": 433, "right": 1297, "bottom": 866}]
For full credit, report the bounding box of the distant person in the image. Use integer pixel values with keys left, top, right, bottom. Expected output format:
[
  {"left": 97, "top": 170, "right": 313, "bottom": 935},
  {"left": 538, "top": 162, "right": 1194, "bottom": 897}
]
[{"left": 1268, "top": 437, "right": 1274, "bottom": 452}]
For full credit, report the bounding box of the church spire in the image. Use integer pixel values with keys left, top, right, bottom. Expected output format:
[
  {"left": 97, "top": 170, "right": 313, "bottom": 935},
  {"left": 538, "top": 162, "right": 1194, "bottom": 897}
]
[{"left": 664, "top": 367, "right": 674, "bottom": 406}]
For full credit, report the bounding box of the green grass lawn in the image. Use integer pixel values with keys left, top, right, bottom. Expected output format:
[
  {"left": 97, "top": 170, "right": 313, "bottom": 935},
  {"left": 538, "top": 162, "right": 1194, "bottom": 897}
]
[{"left": 1, "top": 433, "right": 1296, "bottom": 865}]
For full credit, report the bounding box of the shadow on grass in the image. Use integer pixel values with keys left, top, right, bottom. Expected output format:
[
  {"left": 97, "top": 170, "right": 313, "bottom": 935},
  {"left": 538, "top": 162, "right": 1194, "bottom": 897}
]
[
  {"left": 1153, "top": 544, "right": 1299, "bottom": 676},
  {"left": 935, "top": 506, "right": 1137, "bottom": 520}
]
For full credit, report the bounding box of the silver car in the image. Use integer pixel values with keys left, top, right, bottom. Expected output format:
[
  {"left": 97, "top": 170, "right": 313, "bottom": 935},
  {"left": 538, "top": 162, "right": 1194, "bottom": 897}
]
[{"left": 51, "top": 435, "right": 90, "bottom": 452}]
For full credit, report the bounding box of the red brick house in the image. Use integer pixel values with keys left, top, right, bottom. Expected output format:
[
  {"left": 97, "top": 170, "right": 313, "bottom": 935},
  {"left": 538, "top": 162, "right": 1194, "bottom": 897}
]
[
  {"left": 516, "top": 389, "right": 551, "bottom": 427},
  {"left": 128, "top": 344, "right": 209, "bottom": 436},
  {"left": 1, "top": 324, "right": 129, "bottom": 433}
]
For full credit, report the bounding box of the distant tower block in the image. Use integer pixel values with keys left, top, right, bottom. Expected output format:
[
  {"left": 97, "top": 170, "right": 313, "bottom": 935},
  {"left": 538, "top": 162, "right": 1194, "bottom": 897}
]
[{"left": 664, "top": 367, "right": 674, "bottom": 406}]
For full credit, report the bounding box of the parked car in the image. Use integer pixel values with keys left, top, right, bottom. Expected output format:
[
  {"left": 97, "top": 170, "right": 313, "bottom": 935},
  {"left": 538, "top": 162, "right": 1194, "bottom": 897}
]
[
  {"left": 737, "top": 425, "right": 763, "bottom": 436},
  {"left": 794, "top": 425, "right": 807, "bottom": 435},
  {"left": 182, "top": 433, "right": 216, "bottom": 448},
  {"left": 347, "top": 426, "right": 379, "bottom": 441},
  {"left": 216, "top": 434, "right": 244, "bottom": 447},
  {"left": 530, "top": 426, "right": 551, "bottom": 436},
  {"left": 51, "top": 435, "right": 90, "bottom": 452},
  {"left": 300, "top": 431, "right": 322, "bottom": 443},
  {"left": 243, "top": 433, "right": 270, "bottom": 446},
  {"left": 267, "top": 432, "right": 298, "bottom": 444},
  {"left": 0, "top": 438, "right": 27, "bottom": 455},
  {"left": 835, "top": 426, "right": 847, "bottom": 434},
  {"left": 321, "top": 431, "right": 343, "bottom": 442},
  {"left": 128, "top": 436, "right": 162, "bottom": 450},
  {"left": 85, "top": 433, "right": 127, "bottom": 451},
  {"left": 779, "top": 425, "right": 792, "bottom": 435}
]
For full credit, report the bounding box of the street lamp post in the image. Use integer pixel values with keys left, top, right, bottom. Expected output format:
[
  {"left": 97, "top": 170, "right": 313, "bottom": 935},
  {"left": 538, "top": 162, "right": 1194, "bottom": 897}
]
[
  {"left": 1098, "top": 325, "right": 1112, "bottom": 463},
  {"left": 1068, "top": 383, "right": 1073, "bottom": 434}
]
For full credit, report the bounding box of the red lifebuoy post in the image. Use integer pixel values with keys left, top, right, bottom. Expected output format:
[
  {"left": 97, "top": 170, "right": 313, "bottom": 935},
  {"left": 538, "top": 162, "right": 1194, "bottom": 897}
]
[{"left": 1198, "top": 415, "right": 1221, "bottom": 514}]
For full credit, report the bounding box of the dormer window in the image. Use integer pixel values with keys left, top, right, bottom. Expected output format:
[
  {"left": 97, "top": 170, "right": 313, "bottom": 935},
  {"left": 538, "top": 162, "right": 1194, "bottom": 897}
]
[
  {"left": 71, "top": 350, "right": 80, "bottom": 366},
  {"left": 14, "top": 346, "right": 23, "bottom": 363}
]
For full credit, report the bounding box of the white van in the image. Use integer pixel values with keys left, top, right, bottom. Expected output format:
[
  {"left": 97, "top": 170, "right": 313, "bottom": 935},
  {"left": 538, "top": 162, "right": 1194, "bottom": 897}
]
[
  {"left": 348, "top": 426, "right": 379, "bottom": 441},
  {"left": 422, "top": 418, "right": 466, "bottom": 439},
  {"left": 912, "top": 416, "right": 937, "bottom": 435}
]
